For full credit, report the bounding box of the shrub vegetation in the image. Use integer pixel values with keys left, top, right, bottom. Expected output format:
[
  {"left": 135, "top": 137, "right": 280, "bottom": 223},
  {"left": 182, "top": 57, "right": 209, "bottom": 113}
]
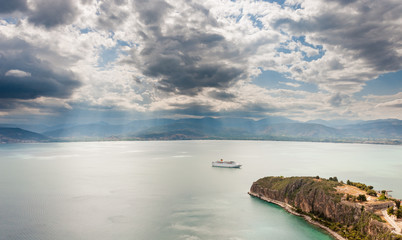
[{"left": 347, "top": 180, "right": 378, "bottom": 197}]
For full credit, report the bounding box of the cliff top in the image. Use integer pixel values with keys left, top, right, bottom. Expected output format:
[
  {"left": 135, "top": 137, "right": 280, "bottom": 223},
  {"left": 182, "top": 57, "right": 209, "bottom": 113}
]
[
  {"left": 251, "top": 176, "right": 401, "bottom": 239},
  {"left": 254, "top": 176, "right": 341, "bottom": 196},
  {"left": 254, "top": 176, "right": 396, "bottom": 204}
]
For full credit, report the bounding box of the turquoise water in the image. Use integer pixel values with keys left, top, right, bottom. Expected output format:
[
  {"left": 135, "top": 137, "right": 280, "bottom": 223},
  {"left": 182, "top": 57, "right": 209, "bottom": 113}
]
[{"left": 0, "top": 141, "right": 401, "bottom": 240}]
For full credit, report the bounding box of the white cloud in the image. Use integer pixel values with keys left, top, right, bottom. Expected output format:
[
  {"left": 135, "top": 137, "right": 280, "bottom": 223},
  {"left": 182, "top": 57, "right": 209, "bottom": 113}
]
[
  {"left": 5, "top": 69, "right": 31, "bottom": 77},
  {"left": 375, "top": 98, "right": 402, "bottom": 108},
  {"left": 0, "top": 0, "right": 402, "bottom": 122},
  {"left": 279, "top": 82, "right": 301, "bottom": 88}
]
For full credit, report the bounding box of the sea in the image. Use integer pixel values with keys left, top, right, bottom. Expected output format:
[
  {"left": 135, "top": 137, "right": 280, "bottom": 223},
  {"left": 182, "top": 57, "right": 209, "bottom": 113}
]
[{"left": 0, "top": 140, "right": 401, "bottom": 240}]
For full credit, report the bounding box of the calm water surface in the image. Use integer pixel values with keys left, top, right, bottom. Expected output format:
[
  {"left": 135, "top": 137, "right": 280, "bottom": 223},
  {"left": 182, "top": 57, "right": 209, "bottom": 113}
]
[{"left": 0, "top": 141, "right": 401, "bottom": 240}]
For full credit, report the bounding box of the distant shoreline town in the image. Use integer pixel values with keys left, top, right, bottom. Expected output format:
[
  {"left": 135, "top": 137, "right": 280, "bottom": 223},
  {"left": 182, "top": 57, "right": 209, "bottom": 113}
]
[{"left": 1, "top": 117, "right": 402, "bottom": 145}]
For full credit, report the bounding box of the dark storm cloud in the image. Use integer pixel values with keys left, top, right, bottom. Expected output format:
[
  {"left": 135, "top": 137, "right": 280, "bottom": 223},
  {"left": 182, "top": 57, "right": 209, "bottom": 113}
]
[
  {"left": 97, "top": 0, "right": 129, "bottom": 30},
  {"left": 164, "top": 101, "right": 281, "bottom": 119},
  {"left": 328, "top": 93, "right": 343, "bottom": 107},
  {"left": 28, "top": 0, "right": 79, "bottom": 28},
  {"left": 328, "top": 0, "right": 357, "bottom": 5},
  {"left": 0, "top": 99, "right": 19, "bottom": 110},
  {"left": 0, "top": 0, "right": 27, "bottom": 13},
  {"left": 80, "top": 0, "right": 93, "bottom": 4},
  {"left": 146, "top": 58, "right": 242, "bottom": 95},
  {"left": 276, "top": 0, "right": 402, "bottom": 72},
  {"left": 167, "top": 102, "right": 218, "bottom": 117},
  {"left": 328, "top": 93, "right": 352, "bottom": 107},
  {"left": 208, "top": 91, "right": 236, "bottom": 101},
  {"left": 0, "top": 36, "right": 81, "bottom": 99},
  {"left": 127, "top": 1, "right": 245, "bottom": 96},
  {"left": 133, "top": 0, "right": 172, "bottom": 26}
]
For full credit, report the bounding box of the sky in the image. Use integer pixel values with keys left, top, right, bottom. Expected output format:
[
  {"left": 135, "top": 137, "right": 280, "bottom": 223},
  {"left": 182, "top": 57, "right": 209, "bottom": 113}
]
[{"left": 0, "top": 0, "right": 402, "bottom": 125}]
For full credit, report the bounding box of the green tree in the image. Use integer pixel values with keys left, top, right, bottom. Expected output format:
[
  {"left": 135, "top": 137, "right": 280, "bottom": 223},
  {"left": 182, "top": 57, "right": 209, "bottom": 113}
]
[
  {"left": 395, "top": 200, "right": 401, "bottom": 209},
  {"left": 387, "top": 206, "right": 394, "bottom": 215},
  {"left": 396, "top": 207, "right": 402, "bottom": 219},
  {"left": 366, "top": 189, "right": 377, "bottom": 196},
  {"left": 357, "top": 194, "right": 367, "bottom": 202},
  {"left": 378, "top": 194, "right": 387, "bottom": 201},
  {"left": 347, "top": 180, "right": 351, "bottom": 185},
  {"left": 329, "top": 176, "right": 338, "bottom": 182}
]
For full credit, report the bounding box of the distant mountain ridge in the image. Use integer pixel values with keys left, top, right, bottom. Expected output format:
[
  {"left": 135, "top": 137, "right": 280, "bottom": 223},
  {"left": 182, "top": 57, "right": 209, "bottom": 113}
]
[
  {"left": 340, "top": 119, "right": 402, "bottom": 139},
  {"left": 0, "top": 128, "right": 50, "bottom": 143},
  {"left": 1, "top": 117, "right": 402, "bottom": 144}
]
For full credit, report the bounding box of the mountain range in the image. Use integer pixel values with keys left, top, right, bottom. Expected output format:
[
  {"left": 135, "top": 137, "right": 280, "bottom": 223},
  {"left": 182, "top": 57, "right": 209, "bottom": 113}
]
[
  {"left": 1, "top": 117, "right": 401, "bottom": 144},
  {"left": 0, "top": 128, "right": 50, "bottom": 143}
]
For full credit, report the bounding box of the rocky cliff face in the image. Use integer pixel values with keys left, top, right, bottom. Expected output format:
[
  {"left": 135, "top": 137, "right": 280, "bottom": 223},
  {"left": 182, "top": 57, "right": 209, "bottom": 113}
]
[{"left": 250, "top": 177, "right": 397, "bottom": 240}]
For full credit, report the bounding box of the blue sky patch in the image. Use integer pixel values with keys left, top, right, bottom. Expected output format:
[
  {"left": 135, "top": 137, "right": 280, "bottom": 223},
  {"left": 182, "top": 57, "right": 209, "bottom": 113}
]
[
  {"left": 293, "top": 36, "right": 325, "bottom": 62},
  {"left": 79, "top": 27, "right": 93, "bottom": 34},
  {"left": 248, "top": 14, "right": 263, "bottom": 29},
  {"left": 252, "top": 69, "right": 318, "bottom": 93},
  {"left": 97, "top": 40, "right": 133, "bottom": 68},
  {"left": 261, "top": 0, "right": 286, "bottom": 5},
  {"left": 98, "top": 46, "right": 119, "bottom": 68},
  {"left": 3, "top": 17, "right": 18, "bottom": 24},
  {"left": 355, "top": 70, "right": 402, "bottom": 97}
]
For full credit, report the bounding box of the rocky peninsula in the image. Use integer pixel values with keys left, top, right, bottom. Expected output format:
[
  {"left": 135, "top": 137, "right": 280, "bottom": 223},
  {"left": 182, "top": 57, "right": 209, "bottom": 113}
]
[{"left": 249, "top": 176, "right": 402, "bottom": 240}]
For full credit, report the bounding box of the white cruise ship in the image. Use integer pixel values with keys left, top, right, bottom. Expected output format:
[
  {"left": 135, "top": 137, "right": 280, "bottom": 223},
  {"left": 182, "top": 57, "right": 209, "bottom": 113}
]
[{"left": 212, "top": 159, "right": 241, "bottom": 168}]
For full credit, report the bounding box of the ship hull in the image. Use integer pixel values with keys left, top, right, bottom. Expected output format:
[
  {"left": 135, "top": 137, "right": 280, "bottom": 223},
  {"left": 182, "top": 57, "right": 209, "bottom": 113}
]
[{"left": 212, "top": 162, "right": 242, "bottom": 168}]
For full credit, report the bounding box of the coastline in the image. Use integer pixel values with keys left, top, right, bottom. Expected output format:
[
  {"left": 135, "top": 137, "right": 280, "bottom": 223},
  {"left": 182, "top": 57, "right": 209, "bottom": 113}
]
[{"left": 248, "top": 191, "right": 346, "bottom": 240}]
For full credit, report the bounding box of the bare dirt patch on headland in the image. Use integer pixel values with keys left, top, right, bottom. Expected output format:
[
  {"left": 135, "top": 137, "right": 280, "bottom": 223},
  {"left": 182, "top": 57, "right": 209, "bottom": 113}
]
[{"left": 336, "top": 185, "right": 378, "bottom": 201}]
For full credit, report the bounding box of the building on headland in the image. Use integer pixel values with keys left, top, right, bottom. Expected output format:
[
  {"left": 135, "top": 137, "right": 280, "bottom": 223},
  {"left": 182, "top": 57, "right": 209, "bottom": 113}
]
[{"left": 365, "top": 201, "right": 395, "bottom": 212}]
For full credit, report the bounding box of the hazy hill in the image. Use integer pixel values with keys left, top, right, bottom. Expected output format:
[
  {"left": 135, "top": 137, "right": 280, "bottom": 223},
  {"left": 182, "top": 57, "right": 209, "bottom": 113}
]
[
  {"left": 0, "top": 124, "right": 50, "bottom": 133},
  {"left": 259, "top": 123, "right": 342, "bottom": 139},
  {"left": 128, "top": 118, "right": 402, "bottom": 141},
  {"left": 0, "top": 128, "right": 50, "bottom": 143},
  {"left": 133, "top": 117, "right": 254, "bottom": 139},
  {"left": 41, "top": 119, "right": 176, "bottom": 138},
  {"left": 130, "top": 118, "right": 402, "bottom": 141},
  {"left": 2, "top": 117, "right": 402, "bottom": 144},
  {"left": 42, "top": 122, "right": 123, "bottom": 138},
  {"left": 340, "top": 119, "right": 402, "bottom": 139},
  {"left": 306, "top": 119, "right": 362, "bottom": 127}
]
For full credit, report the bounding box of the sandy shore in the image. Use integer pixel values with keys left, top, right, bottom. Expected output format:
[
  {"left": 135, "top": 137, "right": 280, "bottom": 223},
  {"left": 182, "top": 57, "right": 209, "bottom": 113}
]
[{"left": 248, "top": 191, "right": 346, "bottom": 240}]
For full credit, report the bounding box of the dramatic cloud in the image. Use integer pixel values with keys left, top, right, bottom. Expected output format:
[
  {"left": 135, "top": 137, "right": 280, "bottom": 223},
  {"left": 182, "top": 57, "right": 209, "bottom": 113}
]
[
  {"left": 96, "top": 0, "right": 130, "bottom": 31},
  {"left": 208, "top": 90, "right": 236, "bottom": 101},
  {"left": 28, "top": 0, "right": 80, "bottom": 28},
  {"left": 125, "top": 0, "right": 245, "bottom": 96},
  {"left": 0, "top": 36, "right": 81, "bottom": 99},
  {"left": 132, "top": 0, "right": 172, "bottom": 26},
  {"left": 5, "top": 69, "right": 31, "bottom": 78},
  {"left": 376, "top": 99, "right": 402, "bottom": 108},
  {"left": 0, "top": 0, "right": 27, "bottom": 13},
  {"left": 0, "top": 0, "right": 401, "bottom": 123},
  {"left": 272, "top": 0, "right": 402, "bottom": 92}
]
